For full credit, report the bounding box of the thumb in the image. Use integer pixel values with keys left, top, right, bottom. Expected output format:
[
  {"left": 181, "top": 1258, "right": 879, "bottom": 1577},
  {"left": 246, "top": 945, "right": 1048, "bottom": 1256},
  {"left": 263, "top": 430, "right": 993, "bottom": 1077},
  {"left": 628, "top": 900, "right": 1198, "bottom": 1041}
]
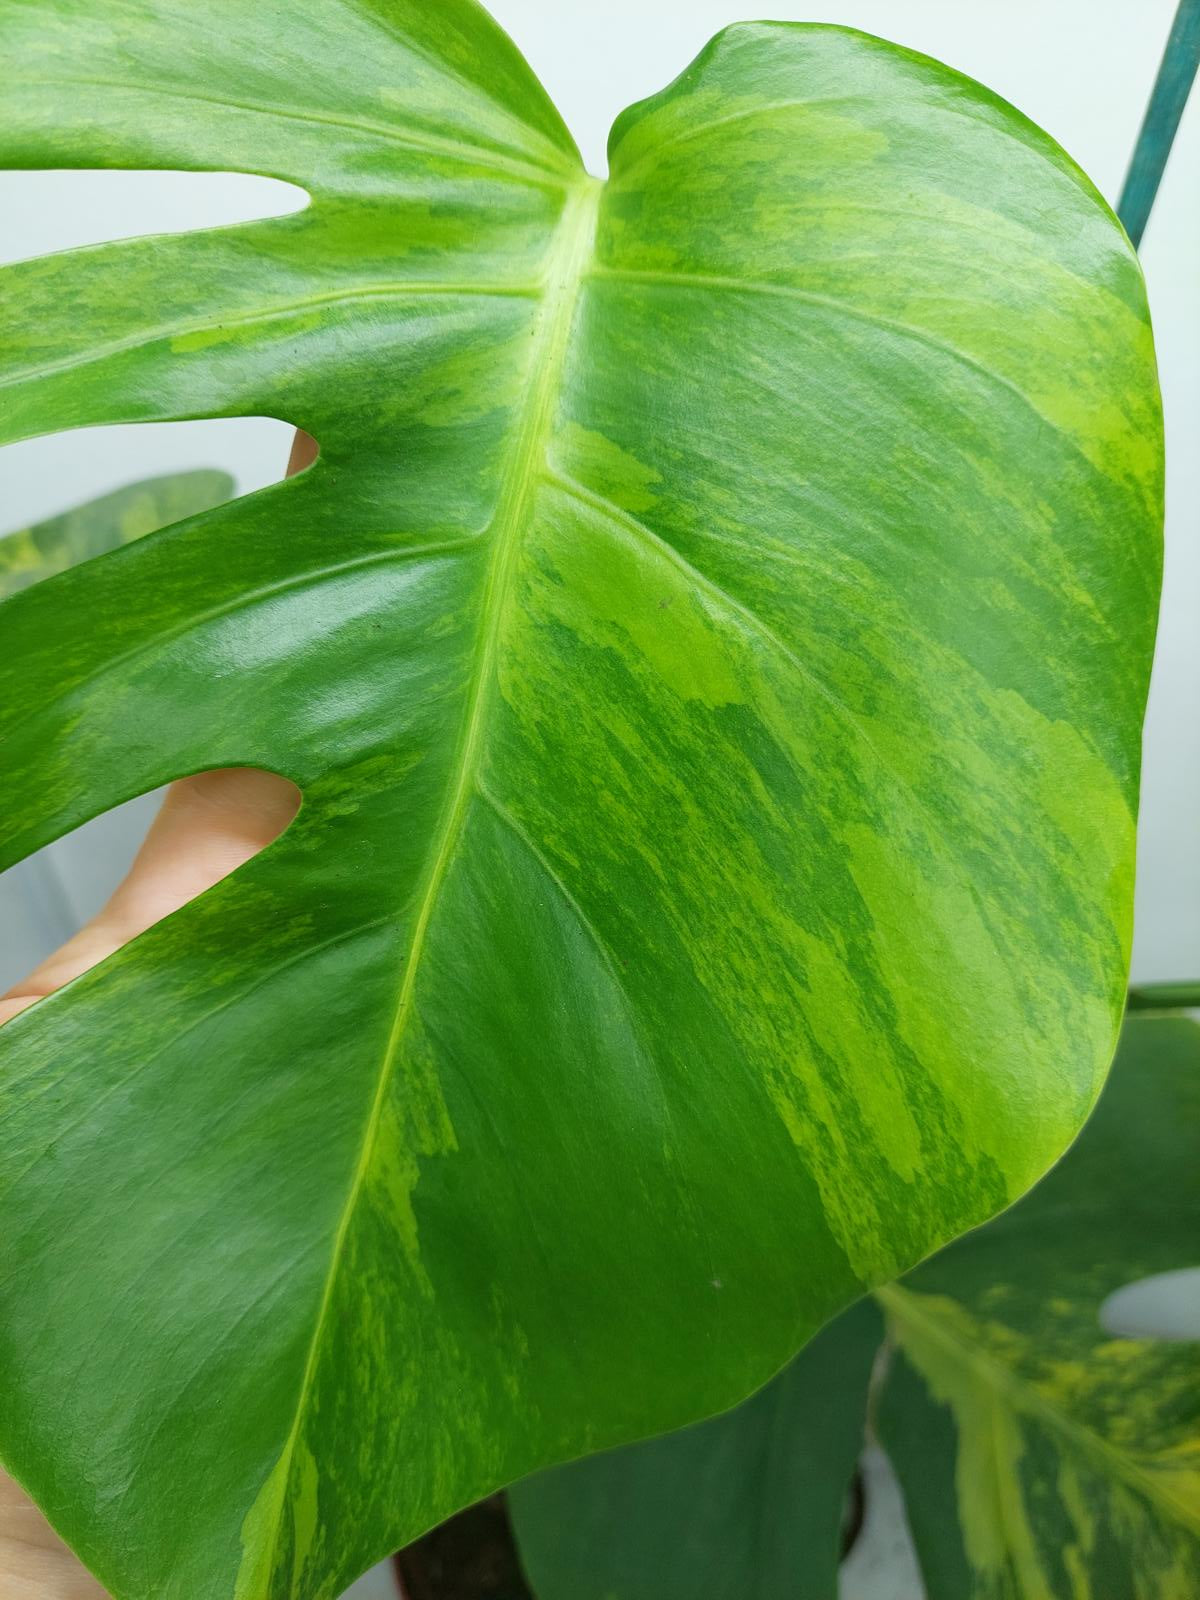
[{"left": 0, "top": 767, "right": 299, "bottom": 1028}]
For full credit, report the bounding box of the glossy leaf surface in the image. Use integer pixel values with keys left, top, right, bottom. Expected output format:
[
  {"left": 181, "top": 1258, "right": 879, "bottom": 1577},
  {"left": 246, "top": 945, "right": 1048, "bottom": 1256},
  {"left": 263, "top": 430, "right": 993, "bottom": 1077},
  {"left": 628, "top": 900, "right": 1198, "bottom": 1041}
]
[
  {"left": 0, "top": 6, "right": 1162, "bottom": 1598},
  {"left": 510, "top": 1297, "right": 880, "bottom": 1600},
  {"left": 878, "top": 1015, "right": 1200, "bottom": 1598},
  {"left": 0, "top": 471, "right": 234, "bottom": 597}
]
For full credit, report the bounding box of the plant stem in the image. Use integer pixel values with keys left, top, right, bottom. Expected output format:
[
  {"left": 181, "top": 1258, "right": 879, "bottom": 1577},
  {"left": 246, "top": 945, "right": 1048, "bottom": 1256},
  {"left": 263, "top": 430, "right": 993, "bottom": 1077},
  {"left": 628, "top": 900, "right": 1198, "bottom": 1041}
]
[{"left": 1126, "top": 980, "right": 1200, "bottom": 1011}]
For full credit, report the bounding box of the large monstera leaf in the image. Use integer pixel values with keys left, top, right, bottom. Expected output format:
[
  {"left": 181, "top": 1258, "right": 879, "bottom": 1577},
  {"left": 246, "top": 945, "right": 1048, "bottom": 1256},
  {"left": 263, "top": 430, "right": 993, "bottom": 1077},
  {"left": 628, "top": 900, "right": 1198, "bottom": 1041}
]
[{"left": 0, "top": 5, "right": 1162, "bottom": 1599}]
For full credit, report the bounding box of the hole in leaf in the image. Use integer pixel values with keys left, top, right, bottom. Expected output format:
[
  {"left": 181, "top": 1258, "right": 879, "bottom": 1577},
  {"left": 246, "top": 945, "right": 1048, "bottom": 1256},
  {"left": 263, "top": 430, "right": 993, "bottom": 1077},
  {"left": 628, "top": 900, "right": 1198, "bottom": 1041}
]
[
  {"left": 0, "top": 769, "right": 300, "bottom": 1025},
  {"left": 0, "top": 791, "right": 160, "bottom": 996},
  {"left": 0, "top": 417, "right": 298, "bottom": 555},
  {"left": 1099, "top": 1268, "right": 1200, "bottom": 1342},
  {"left": 341, "top": 1563, "right": 406, "bottom": 1599},
  {"left": 839, "top": 1443, "right": 924, "bottom": 1588},
  {"left": 0, "top": 171, "right": 308, "bottom": 267},
  {"left": 839, "top": 1464, "right": 866, "bottom": 1559},
  {"left": 288, "top": 428, "right": 320, "bottom": 476},
  {"left": 0, "top": 465, "right": 233, "bottom": 598}
]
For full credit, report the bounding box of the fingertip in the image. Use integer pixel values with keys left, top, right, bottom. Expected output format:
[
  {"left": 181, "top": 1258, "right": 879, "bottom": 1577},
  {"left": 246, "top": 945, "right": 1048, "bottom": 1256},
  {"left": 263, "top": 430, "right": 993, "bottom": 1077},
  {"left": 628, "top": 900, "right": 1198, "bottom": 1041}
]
[{"left": 0, "top": 994, "right": 38, "bottom": 1027}]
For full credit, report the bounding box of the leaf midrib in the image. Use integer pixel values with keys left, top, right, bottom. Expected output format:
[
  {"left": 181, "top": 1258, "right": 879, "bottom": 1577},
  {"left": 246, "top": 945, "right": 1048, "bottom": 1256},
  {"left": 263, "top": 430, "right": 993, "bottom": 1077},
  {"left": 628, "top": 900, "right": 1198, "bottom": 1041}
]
[{"left": 248, "top": 173, "right": 603, "bottom": 1593}]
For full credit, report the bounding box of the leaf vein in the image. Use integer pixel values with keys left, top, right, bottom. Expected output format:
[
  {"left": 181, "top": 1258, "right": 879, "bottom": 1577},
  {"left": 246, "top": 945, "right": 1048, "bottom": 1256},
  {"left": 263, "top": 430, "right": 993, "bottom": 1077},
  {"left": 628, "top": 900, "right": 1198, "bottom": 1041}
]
[
  {"left": 590, "top": 267, "right": 1075, "bottom": 443},
  {"left": 0, "top": 541, "right": 468, "bottom": 751},
  {"left": 15, "top": 74, "right": 569, "bottom": 188},
  {"left": 0, "top": 281, "right": 538, "bottom": 395},
  {"left": 541, "top": 468, "right": 947, "bottom": 839}
]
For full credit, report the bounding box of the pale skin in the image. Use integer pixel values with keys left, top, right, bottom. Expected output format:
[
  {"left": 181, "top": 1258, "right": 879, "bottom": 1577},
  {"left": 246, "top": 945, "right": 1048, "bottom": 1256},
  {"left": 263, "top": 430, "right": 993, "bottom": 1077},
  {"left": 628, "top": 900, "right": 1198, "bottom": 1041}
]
[{"left": 0, "top": 433, "right": 317, "bottom": 1596}]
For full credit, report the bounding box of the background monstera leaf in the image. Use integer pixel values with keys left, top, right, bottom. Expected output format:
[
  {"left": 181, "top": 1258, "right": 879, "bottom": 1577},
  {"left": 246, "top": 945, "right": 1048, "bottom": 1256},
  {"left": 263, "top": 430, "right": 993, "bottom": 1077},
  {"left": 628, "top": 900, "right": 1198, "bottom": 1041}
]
[
  {"left": 510, "top": 1297, "right": 882, "bottom": 1600},
  {"left": 878, "top": 1012, "right": 1200, "bottom": 1598},
  {"left": 0, "top": 470, "right": 234, "bottom": 597},
  {"left": 0, "top": 4, "right": 1162, "bottom": 1598},
  {"left": 510, "top": 1013, "right": 1200, "bottom": 1600}
]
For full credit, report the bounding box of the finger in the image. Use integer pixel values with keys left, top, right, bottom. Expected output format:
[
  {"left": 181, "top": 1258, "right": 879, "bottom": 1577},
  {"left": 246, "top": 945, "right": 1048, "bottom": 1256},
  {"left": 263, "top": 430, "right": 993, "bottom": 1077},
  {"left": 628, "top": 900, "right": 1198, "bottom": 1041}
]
[
  {"left": 101, "top": 765, "right": 301, "bottom": 934},
  {"left": 1, "top": 766, "right": 299, "bottom": 1021},
  {"left": 288, "top": 427, "right": 319, "bottom": 475},
  {"left": 0, "top": 1469, "right": 109, "bottom": 1599}
]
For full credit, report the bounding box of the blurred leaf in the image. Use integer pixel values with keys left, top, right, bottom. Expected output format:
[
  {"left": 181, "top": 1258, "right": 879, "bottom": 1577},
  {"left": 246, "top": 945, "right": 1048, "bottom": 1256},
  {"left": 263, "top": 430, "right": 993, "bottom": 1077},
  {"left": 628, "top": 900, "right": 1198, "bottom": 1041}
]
[
  {"left": 877, "top": 1014, "right": 1200, "bottom": 1598},
  {"left": 509, "top": 1299, "right": 880, "bottom": 1600},
  {"left": 0, "top": 471, "right": 234, "bottom": 598}
]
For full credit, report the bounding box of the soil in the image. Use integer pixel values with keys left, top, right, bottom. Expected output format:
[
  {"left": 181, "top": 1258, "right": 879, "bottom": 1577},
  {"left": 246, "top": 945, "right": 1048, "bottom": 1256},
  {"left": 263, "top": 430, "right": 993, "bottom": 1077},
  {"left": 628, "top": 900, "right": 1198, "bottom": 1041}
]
[{"left": 393, "top": 1494, "right": 534, "bottom": 1600}]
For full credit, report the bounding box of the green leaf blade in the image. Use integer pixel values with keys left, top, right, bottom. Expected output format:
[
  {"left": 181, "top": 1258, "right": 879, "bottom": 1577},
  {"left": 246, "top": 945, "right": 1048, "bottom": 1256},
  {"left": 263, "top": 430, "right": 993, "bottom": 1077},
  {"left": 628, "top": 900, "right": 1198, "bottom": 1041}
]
[
  {"left": 584, "top": 17, "right": 1161, "bottom": 1262},
  {"left": 0, "top": 0, "right": 579, "bottom": 182}
]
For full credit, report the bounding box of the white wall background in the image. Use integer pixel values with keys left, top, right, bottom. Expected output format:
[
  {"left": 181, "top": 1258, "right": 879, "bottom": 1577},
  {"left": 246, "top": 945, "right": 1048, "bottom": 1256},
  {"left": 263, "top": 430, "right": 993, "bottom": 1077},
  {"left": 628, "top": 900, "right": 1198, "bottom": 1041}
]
[{"left": 0, "top": 4, "right": 1194, "bottom": 1596}]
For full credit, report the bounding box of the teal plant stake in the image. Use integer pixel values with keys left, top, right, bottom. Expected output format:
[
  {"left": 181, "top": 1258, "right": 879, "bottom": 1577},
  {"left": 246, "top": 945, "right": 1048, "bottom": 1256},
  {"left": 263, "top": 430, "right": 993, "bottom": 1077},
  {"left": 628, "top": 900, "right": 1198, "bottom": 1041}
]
[{"left": 1118, "top": 0, "right": 1200, "bottom": 246}]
